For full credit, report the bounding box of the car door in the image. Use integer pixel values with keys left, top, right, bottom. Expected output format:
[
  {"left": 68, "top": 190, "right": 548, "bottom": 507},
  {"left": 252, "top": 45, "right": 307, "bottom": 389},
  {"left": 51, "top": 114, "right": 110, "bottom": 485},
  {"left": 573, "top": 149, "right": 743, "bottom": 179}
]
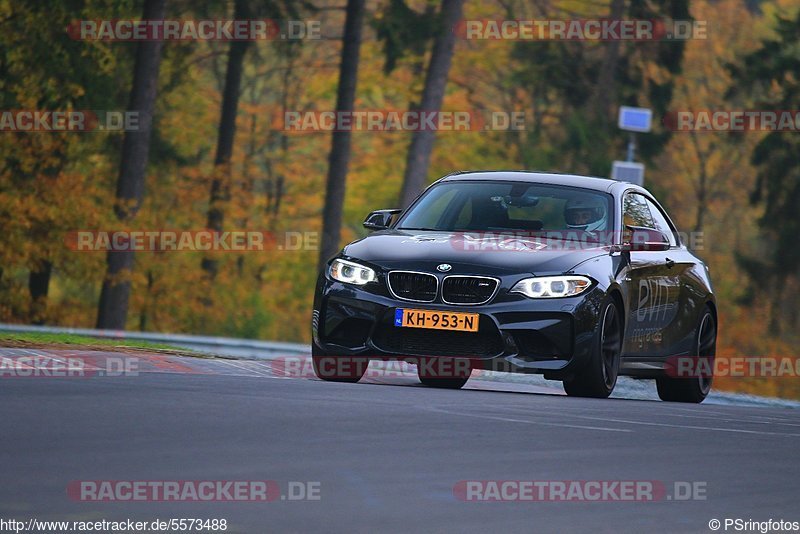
[
  {"left": 621, "top": 192, "right": 675, "bottom": 357},
  {"left": 642, "top": 196, "right": 698, "bottom": 356}
]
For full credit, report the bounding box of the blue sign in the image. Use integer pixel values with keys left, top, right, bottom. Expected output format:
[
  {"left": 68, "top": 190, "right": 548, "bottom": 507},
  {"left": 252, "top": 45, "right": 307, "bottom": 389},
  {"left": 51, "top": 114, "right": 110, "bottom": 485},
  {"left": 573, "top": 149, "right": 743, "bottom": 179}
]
[
  {"left": 618, "top": 106, "right": 652, "bottom": 132},
  {"left": 394, "top": 309, "right": 404, "bottom": 326}
]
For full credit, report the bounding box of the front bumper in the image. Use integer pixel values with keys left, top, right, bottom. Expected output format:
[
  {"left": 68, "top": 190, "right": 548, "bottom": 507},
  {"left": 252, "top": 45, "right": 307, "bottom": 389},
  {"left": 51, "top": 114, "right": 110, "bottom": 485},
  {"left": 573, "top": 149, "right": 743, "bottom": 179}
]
[{"left": 312, "top": 269, "right": 607, "bottom": 380}]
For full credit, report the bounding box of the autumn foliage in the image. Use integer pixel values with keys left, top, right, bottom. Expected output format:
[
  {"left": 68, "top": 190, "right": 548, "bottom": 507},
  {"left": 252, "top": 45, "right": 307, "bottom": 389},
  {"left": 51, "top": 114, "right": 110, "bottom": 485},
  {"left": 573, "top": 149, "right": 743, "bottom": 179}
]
[{"left": 1, "top": 0, "right": 799, "bottom": 398}]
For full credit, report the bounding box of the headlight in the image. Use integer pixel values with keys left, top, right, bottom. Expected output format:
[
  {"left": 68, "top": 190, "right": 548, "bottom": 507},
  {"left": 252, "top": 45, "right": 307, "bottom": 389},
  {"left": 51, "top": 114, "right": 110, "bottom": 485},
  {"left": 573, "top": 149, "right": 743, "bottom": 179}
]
[
  {"left": 329, "top": 258, "right": 377, "bottom": 285},
  {"left": 511, "top": 275, "right": 592, "bottom": 298}
]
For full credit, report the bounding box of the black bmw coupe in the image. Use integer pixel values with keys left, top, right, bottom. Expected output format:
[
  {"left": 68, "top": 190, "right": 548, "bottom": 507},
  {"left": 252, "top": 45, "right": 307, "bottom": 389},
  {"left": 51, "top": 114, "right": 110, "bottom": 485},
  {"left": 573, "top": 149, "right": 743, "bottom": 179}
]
[{"left": 312, "top": 171, "right": 717, "bottom": 403}]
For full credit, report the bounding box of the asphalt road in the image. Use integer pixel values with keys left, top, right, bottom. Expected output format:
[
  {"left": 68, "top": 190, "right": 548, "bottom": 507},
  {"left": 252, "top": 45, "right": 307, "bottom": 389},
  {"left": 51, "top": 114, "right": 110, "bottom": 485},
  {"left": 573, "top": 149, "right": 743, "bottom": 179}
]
[{"left": 1, "top": 349, "right": 799, "bottom": 533}]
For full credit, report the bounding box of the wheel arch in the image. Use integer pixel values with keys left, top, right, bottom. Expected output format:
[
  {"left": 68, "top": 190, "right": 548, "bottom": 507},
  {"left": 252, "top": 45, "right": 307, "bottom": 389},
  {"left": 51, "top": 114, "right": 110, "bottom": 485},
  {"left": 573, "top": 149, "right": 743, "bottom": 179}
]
[
  {"left": 606, "top": 285, "right": 626, "bottom": 338},
  {"left": 705, "top": 298, "right": 718, "bottom": 326}
]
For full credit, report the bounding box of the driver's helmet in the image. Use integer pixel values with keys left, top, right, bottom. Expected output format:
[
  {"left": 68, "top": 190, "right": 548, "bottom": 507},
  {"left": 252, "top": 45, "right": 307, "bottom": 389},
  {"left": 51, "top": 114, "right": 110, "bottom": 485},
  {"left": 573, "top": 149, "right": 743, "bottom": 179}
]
[{"left": 564, "top": 197, "right": 607, "bottom": 232}]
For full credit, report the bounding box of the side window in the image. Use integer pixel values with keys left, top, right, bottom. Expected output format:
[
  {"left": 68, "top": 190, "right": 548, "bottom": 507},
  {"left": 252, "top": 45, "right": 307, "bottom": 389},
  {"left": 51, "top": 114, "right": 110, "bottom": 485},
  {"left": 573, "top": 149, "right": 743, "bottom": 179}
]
[
  {"left": 644, "top": 198, "right": 678, "bottom": 247},
  {"left": 623, "top": 193, "right": 655, "bottom": 229}
]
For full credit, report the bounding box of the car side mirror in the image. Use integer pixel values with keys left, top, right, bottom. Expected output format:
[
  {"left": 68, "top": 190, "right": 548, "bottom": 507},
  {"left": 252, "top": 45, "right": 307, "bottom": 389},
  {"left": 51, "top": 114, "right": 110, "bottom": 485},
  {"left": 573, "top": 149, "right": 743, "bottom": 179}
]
[
  {"left": 622, "top": 225, "right": 670, "bottom": 252},
  {"left": 363, "top": 209, "right": 402, "bottom": 230}
]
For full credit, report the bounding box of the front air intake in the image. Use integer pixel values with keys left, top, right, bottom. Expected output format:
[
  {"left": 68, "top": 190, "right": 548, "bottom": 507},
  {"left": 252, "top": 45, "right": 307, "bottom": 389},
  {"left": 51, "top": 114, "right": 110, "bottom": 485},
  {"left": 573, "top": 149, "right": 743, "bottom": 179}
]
[
  {"left": 387, "top": 271, "right": 438, "bottom": 302},
  {"left": 441, "top": 276, "right": 499, "bottom": 305}
]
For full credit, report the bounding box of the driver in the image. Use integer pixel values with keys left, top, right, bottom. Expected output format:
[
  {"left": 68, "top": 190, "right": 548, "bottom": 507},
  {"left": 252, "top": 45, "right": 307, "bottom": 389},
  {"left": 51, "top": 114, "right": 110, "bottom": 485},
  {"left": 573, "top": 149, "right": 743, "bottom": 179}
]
[{"left": 564, "top": 197, "right": 607, "bottom": 232}]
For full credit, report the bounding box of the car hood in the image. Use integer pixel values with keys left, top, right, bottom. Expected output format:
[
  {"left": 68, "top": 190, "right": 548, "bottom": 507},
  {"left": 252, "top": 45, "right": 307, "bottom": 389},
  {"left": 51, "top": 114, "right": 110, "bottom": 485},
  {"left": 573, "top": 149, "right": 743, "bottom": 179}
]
[{"left": 342, "top": 229, "right": 609, "bottom": 275}]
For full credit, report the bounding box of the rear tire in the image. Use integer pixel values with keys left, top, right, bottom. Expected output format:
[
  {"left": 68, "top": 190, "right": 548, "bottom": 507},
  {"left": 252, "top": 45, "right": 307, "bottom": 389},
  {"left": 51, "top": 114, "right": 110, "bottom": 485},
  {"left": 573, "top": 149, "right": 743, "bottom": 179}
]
[
  {"left": 311, "top": 344, "right": 368, "bottom": 383},
  {"left": 656, "top": 307, "right": 716, "bottom": 403},
  {"left": 563, "top": 297, "right": 622, "bottom": 399}
]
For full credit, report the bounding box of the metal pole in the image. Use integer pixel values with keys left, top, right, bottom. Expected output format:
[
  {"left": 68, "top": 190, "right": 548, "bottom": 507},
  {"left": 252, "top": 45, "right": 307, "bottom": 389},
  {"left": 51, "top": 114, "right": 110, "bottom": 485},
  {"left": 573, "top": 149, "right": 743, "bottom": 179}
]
[{"left": 627, "top": 132, "right": 636, "bottom": 162}]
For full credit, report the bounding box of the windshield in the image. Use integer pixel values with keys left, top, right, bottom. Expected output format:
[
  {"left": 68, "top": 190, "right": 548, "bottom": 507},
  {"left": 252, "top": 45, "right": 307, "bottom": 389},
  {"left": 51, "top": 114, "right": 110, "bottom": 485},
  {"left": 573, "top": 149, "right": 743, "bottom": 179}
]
[{"left": 397, "top": 181, "right": 614, "bottom": 236}]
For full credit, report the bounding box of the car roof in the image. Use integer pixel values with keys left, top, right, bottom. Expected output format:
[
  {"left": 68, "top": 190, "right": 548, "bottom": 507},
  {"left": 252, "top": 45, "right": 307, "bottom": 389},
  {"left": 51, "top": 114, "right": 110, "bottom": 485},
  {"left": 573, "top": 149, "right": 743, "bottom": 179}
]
[{"left": 437, "top": 170, "right": 646, "bottom": 195}]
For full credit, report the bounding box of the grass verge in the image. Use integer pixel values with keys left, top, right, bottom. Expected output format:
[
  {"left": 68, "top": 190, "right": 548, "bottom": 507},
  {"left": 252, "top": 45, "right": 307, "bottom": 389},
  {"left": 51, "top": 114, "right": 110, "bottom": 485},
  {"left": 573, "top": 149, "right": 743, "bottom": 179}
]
[{"left": 0, "top": 331, "right": 194, "bottom": 354}]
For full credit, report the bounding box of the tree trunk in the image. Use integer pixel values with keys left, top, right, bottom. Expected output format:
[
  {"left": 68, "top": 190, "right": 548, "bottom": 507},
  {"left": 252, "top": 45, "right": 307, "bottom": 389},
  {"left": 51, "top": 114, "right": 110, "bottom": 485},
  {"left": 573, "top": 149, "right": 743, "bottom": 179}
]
[
  {"left": 317, "top": 0, "right": 366, "bottom": 270},
  {"left": 768, "top": 276, "right": 784, "bottom": 336},
  {"left": 28, "top": 260, "right": 52, "bottom": 325},
  {"left": 694, "top": 168, "right": 707, "bottom": 234},
  {"left": 96, "top": 0, "right": 166, "bottom": 330},
  {"left": 690, "top": 131, "right": 708, "bottom": 233},
  {"left": 397, "top": 0, "right": 465, "bottom": 208},
  {"left": 202, "top": 0, "right": 251, "bottom": 278},
  {"left": 588, "top": 0, "right": 625, "bottom": 124}
]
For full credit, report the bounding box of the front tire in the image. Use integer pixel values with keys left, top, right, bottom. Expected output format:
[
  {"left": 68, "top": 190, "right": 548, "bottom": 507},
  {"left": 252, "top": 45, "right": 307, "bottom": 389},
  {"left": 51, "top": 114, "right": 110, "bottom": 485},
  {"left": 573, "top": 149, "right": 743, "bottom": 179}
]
[
  {"left": 311, "top": 344, "right": 368, "bottom": 383},
  {"left": 418, "top": 375, "right": 470, "bottom": 389},
  {"left": 563, "top": 297, "right": 622, "bottom": 399},
  {"left": 656, "top": 307, "right": 716, "bottom": 403},
  {"left": 417, "top": 357, "right": 471, "bottom": 389}
]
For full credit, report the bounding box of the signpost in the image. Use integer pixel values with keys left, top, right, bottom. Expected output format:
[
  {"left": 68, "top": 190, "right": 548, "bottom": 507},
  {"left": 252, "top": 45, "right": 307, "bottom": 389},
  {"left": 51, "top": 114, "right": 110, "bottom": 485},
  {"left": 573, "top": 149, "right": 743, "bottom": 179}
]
[
  {"left": 611, "top": 161, "right": 645, "bottom": 185},
  {"left": 612, "top": 106, "right": 651, "bottom": 186},
  {"left": 618, "top": 106, "right": 652, "bottom": 133}
]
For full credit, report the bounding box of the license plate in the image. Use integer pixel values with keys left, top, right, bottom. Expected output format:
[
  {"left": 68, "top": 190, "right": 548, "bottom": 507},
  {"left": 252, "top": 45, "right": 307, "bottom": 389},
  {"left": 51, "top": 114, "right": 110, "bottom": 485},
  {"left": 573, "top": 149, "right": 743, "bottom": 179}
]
[{"left": 394, "top": 309, "right": 479, "bottom": 332}]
